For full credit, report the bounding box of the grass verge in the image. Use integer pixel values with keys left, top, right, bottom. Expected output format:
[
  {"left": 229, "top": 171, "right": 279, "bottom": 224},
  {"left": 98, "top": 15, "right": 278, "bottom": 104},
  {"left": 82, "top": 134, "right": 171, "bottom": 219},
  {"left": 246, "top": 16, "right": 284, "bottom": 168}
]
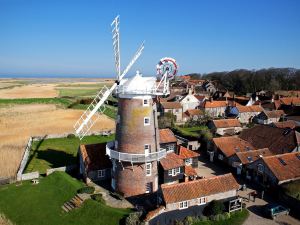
[
  {"left": 25, "top": 134, "right": 115, "bottom": 174},
  {"left": 0, "top": 172, "right": 131, "bottom": 225}
]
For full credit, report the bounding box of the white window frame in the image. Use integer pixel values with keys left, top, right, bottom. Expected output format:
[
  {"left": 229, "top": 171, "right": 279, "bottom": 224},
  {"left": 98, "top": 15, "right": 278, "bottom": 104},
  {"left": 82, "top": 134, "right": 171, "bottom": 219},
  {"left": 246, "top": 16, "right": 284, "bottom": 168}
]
[
  {"left": 145, "top": 182, "right": 152, "bottom": 193},
  {"left": 198, "top": 197, "right": 206, "bottom": 205},
  {"left": 144, "top": 117, "right": 150, "bottom": 126},
  {"left": 144, "top": 144, "right": 150, "bottom": 156},
  {"left": 97, "top": 169, "right": 105, "bottom": 178},
  {"left": 167, "top": 144, "right": 175, "bottom": 153},
  {"left": 179, "top": 201, "right": 188, "bottom": 209},
  {"left": 218, "top": 154, "right": 224, "bottom": 160},
  {"left": 185, "top": 158, "right": 193, "bottom": 165},
  {"left": 143, "top": 98, "right": 150, "bottom": 106},
  {"left": 146, "top": 162, "right": 152, "bottom": 176},
  {"left": 168, "top": 167, "right": 181, "bottom": 176}
]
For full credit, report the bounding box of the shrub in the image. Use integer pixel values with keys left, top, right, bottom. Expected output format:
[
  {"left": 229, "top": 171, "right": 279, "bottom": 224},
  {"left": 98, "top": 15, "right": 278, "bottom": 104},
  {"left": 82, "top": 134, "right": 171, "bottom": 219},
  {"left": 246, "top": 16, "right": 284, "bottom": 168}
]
[
  {"left": 203, "top": 200, "right": 225, "bottom": 216},
  {"left": 183, "top": 216, "right": 195, "bottom": 225},
  {"left": 224, "top": 212, "right": 231, "bottom": 219},
  {"left": 91, "top": 193, "right": 105, "bottom": 204},
  {"left": 125, "top": 211, "right": 142, "bottom": 225},
  {"left": 67, "top": 134, "right": 75, "bottom": 138},
  {"left": 198, "top": 215, "right": 208, "bottom": 221},
  {"left": 77, "top": 186, "right": 95, "bottom": 194}
]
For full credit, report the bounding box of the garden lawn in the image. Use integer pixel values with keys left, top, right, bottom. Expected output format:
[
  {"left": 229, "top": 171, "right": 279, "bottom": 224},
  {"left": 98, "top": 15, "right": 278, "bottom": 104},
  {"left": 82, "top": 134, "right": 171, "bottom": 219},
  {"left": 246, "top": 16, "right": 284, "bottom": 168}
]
[
  {"left": 0, "top": 172, "right": 131, "bottom": 225},
  {"left": 193, "top": 209, "right": 249, "bottom": 225},
  {"left": 25, "top": 134, "right": 115, "bottom": 174},
  {"left": 174, "top": 126, "right": 212, "bottom": 140}
]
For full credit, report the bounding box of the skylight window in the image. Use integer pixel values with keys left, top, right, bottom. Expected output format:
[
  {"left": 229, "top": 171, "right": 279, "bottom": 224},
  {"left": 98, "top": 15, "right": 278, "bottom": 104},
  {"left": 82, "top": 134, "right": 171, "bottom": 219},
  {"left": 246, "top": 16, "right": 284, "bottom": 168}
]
[
  {"left": 247, "top": 156, "right": 253, "bottom": 162},
  {"left": 278, "top": 157, "right": 287, "bottom": 166}
]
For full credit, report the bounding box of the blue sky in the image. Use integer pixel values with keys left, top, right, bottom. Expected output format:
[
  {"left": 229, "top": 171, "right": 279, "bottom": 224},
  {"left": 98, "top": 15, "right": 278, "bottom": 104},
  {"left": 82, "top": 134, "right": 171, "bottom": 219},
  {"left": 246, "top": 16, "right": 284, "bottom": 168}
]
[{"left": 0, "top": 0, "right": 300, "bottom": 77}]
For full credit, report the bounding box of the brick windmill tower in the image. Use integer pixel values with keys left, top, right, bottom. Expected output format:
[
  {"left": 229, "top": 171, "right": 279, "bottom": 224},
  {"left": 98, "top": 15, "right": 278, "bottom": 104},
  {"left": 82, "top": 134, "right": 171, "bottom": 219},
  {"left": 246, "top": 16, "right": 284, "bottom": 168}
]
[{"left": 74, "top": 16, "right": 178, "bottom": 197}]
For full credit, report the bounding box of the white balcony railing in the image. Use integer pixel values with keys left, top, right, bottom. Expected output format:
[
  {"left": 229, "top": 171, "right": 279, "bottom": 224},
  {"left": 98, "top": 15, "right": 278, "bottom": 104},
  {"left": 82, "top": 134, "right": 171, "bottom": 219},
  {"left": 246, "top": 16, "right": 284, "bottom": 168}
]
[
  {"left": 115, "top": 85, "right": 169, "bottom": 96},
  {"left": 106, "top": 141, "right": 166, "bottom": 163}
]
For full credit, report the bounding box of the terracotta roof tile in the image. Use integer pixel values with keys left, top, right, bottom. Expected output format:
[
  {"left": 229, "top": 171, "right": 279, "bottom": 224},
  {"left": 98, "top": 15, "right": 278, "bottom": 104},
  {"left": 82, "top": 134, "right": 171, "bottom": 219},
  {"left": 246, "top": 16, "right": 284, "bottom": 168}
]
[
  {"left": 202, "top": 100, "right": 227, "bottom": 108},
  {"left": 161, "top": 173, "right": 239, "bottom": 204},
  {"left": 236, "top": 105, "right": 263, "bottom": 113},
  {"left": 159, "top": 128, "right": 177, "bottom": 144},
  {"left": 263, "top": 110, "right": 285, "bottom": 118},
  {"left": 79, "top": 143, "right": 112, "bottom": 173},
  {"left": 160, "top": 153, "right": 185, "bottom": 170},
  {"left": 185, "top": 109, "right": 204, "bottom": 117},
  {"left": 273, "top": 121, "right": 298, "bottom": 129},
  {"left": 213, "top": 136, "right": 256, "bottom": 157},
  {"left": 239, "top": 125, "right": 298, "bottom": 155},
  {"left": 178, "top": 145, "right": 200, "bottom": 159},
  {"left": 279, "top": 97, "right": 300, "bottom": 105},
  {"left": 262, "top": 152, "right": 300, "bottom": 182},
  {"left": 161, "top": 101, "right": 182, "bottom": 109},
  {"left": 212, "top": 119, "right": 241, "bottom": 128},
  {"left": 235, "top": 148, "right": 272, "bottom": 164},
  {"left": 184, "top": 166, "right": 197, "bottom": 176}
]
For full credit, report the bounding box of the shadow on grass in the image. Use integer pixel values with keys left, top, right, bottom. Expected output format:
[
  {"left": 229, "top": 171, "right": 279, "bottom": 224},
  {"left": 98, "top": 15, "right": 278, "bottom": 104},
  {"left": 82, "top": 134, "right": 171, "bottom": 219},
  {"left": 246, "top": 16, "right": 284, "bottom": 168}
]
[{"left": 36, "top": 149, "right": 77, "bottom": 169}]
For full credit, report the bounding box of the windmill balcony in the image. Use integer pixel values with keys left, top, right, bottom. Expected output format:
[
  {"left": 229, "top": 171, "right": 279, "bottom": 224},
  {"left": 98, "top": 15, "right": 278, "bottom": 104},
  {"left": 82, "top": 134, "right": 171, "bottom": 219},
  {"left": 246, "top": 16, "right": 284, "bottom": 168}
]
[{"left": 106, "top": 141, "right": 167, "bottom": 163}]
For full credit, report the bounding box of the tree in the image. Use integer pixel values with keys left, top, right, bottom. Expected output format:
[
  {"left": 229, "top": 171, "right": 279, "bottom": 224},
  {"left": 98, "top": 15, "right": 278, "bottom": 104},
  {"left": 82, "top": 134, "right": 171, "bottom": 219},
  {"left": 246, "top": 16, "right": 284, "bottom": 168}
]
[{"left": 203, "top": 200, "right": 225, "bottom": 216}]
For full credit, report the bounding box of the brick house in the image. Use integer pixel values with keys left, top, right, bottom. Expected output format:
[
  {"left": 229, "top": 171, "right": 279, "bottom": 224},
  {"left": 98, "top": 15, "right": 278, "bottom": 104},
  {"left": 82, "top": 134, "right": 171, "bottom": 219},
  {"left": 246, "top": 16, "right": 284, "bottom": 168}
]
[
  {"left": 79, "top": 143, "right": 112, "bottom": 183},
  {"left": 246, "top": 152, "right": 300, "bottom": 185},
  {"left": 209, "top": 119, "right": 242, "bottom": 136},
  {"left": 159, "top": 153, "right": 185, "bottom": 185},
  {"left": 200, "top": 100, "right": 227, "bottom": 118},
  {"left": 211, "top": 136, "right": 257, "bottom": 165},
  {"left": 159, "top": 128, "right": 177, "bottom": 153},
  {"left": 177, "top": 145, "right": 199, "bottom": 168},
  {"left": 183, "top": 109, "right": 204, "bottom": 122},
  {"left": 160, "top": 173, "right": 239, "bottom": 212},
  {"left": 160, "top": 102, "right": 183, "bottom": 122},
  {"left": 255, "top": 110, "right": 284, "bottom": 125}
]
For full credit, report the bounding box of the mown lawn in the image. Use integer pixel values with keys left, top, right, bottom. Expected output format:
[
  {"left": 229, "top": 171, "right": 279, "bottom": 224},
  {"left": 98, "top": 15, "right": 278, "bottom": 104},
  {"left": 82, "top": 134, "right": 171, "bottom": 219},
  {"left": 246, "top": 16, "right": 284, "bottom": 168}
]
[
  {"left": 0, "top": 172, "right": 131, "bottom": 225},
  {"left": 193, "top": 209, "right": 249, "bottom": 225},
  {"left": 25, "top": 134, "right": 115, "bottom": 174},
  {"left": 174, "top": 125, "right": 212, "bottom": 140}
]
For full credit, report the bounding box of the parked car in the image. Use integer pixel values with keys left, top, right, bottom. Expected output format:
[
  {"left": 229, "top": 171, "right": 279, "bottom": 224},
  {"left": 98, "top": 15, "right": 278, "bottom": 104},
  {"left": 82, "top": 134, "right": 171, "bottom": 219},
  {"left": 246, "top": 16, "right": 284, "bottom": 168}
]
[{"left": 263, "top": 204, "right": 290, "bottom": 219}]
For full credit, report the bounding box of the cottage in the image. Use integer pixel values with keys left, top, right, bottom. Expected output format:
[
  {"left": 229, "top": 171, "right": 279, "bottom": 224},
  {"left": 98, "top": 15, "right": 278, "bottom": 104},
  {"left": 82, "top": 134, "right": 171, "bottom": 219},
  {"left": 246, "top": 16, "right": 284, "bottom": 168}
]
[
  {"left": 159, "top": 153, "right": 185, "bottom": 185},
  {"left": 183, "top": 109, "right": 204, "bottom": 122},
  {"left": 160, "top": 102, "right": 183, "bottom": 122},
  {"left": 246, "top": 152, "right": 300, "bottom": 185},
  {"left": 161, "top": 173, "right": 239, "bottom": 212},
  {"left": 211, "top": 136, "right": 256, "bottom": 166},
  {"left": 227, "top": 105, "right": 263, "bottom": 124},
  {"left": 176, "top": 135, "right": 201, "bottom": 151},
  {"left": 255, "top": 110, "right": 284, "bottom": 124},
  {"left": 180, "top": 92, "right": 202, "bottom": 112},
  {"left": 159, "top": 128, "right": 177, "bottom": 153},
  {"left": 239, "top": 125, "right": 300, "bottom": 154},
  {"left": 209, "top": 119, "right": 242, "bottom": 136},
  {"left": 200, "top": 100, "right": 227, "bottom": 118},
  {"left": 230, "top": 148, "right": 272, "bottom": 175},
  {"left": 177, "top": 145, "right": 200, "bottom": 168},
  {"left": 79, "top": 143, "right": 112, "bottom": 184}
]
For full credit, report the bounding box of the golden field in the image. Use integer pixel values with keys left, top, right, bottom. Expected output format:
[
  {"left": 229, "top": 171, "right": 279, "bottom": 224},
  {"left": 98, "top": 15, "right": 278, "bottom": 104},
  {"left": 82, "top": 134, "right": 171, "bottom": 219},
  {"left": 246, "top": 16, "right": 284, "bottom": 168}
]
[{"left": 0, "top": 104, "right": 115, "bottom": 178}]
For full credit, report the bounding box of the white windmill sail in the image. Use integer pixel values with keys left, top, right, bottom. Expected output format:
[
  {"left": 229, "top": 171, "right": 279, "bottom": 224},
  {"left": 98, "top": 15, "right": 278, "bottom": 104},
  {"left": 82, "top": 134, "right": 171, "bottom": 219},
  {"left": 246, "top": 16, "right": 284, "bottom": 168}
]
[{"left": 74, "top": 16, "right": 145, "bottom": 139}]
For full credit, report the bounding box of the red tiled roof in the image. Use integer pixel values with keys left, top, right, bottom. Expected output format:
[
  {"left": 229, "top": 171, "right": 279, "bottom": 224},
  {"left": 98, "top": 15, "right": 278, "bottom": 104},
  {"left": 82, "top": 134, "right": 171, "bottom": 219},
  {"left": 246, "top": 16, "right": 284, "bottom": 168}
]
[
  {"left": 194, "top": 95, "right": 206, "bottom": 101},
  {"left": 202, "top": 100, "right": 227, "bottom": 108},
  {"left": 161, "top": 101, "right": 182, "bottom": 109},
  {"left": 262, "top": 152, "right": 300, "bottom": 182},
  {"left": 279, "top": 97, "right": 300, "bottom": 105},
  {"left": 161, "top": 173, "right": 239, "bottom": 204},
  {"left": 213, "top": 136, "right": 256, "bottom": 157},
  {"left": 263, "top": 110, "right": 284, "bottom": 118},
  {"left": 239, "top": 125, "right": 298, "bottom": 155},
  {"left": 184, "top": 166, "right": 197, "bottom": 176},
  {"left": 236, "top": 105, "right": 263, "bottom": 113},
  {"left": 273, "top": 121, "right": 298, "bottom": 129},
  {"left": 212, "top": 119, "right": 241, "bottom": 128},
  {"left": 178, "top": 145, "right": 200, "bottom": 159},
  {"left": 79, "top": 143, "right": 112, "bottom": 173},
  {"left": 160, "top": 153, "right": 185, "bottom": 170},
  {"left": 185, "top": 109, "right": 204, "bottom": 117},
  {"left": 159, "top": 128, "right": 177, "bottom": 144},
  {"left": 235, "top": 148, "right": 272, "bottom": 165}
]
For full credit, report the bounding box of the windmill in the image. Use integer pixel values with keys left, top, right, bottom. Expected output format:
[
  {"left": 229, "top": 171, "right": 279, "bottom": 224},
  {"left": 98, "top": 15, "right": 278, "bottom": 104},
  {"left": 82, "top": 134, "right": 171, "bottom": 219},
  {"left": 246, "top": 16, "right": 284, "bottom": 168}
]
[{"left": 74, "top": 16, "right": 178, "bottom": 197}]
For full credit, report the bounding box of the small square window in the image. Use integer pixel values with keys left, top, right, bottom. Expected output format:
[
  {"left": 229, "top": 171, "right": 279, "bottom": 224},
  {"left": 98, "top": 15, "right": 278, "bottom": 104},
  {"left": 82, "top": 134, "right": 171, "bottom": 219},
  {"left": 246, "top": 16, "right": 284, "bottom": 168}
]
[
  {"left": 179, "top": 201, "right": 188, "bottom": 209},
  {"left": 143, "top": 99, "right": 149, "bottom": 106},
  {"left": 146, "top": 163, "right": 152, "bottom": 176},
  {"left": 198, "top": 197, "right": 206, "bottom": 205},
  {"left": 144, "top": 117, "right": 150, "bottom": 126},
  {"left": 97, "top": 170, "right": 105, "bottom": 178}
]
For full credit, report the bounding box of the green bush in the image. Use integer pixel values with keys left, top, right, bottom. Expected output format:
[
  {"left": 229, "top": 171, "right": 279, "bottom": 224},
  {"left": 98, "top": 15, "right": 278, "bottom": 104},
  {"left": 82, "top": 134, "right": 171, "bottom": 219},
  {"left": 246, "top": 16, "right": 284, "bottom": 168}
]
[
  {"left": 224, "top": 212, "right": 231, "bottom": 219},
  {"left": 203, "top": 200, "right": 225, "bottom": 216},
  {"left": 183, "top": 216, "right": 195, "bottom": 225},
  {"left": 67, "top": 134, "right": 76, "bottom": 138},
  {"left": 91, "top": 194, "right": 105, "bottom": 204},
  {"left": 198, "top": 215, "right": 208, "bottom": 221},
  {"left": 77, "top": 186, "right": 95, "bottom": 194}
]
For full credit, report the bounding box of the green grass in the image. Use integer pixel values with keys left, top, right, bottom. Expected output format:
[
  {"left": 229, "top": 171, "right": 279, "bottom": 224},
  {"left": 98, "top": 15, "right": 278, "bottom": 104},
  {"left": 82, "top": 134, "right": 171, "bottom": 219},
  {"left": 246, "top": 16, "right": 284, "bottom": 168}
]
[
  {"left": 56, "top": 83, "right": 112, "bottom": 88},
  {"left": 0, "top": 172, "right": 131, "bottom": 225},
  {"left": 174, "top": 125, "right": 212, "bottom": 140},
  {"left": 193, "top": 209, "right": 249, "bottom": 225},
  {"left": 25, "top": 134, "right": 115, "bottom": 174},
  {"left": 0, "top": 98, "right": 73, "bottom": 107},
  {"left": 281, "top": 180, "right": 300, "bottom": 200},
  {"left": 58, "top": 89, "right": 100, "bottom": 98}
]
